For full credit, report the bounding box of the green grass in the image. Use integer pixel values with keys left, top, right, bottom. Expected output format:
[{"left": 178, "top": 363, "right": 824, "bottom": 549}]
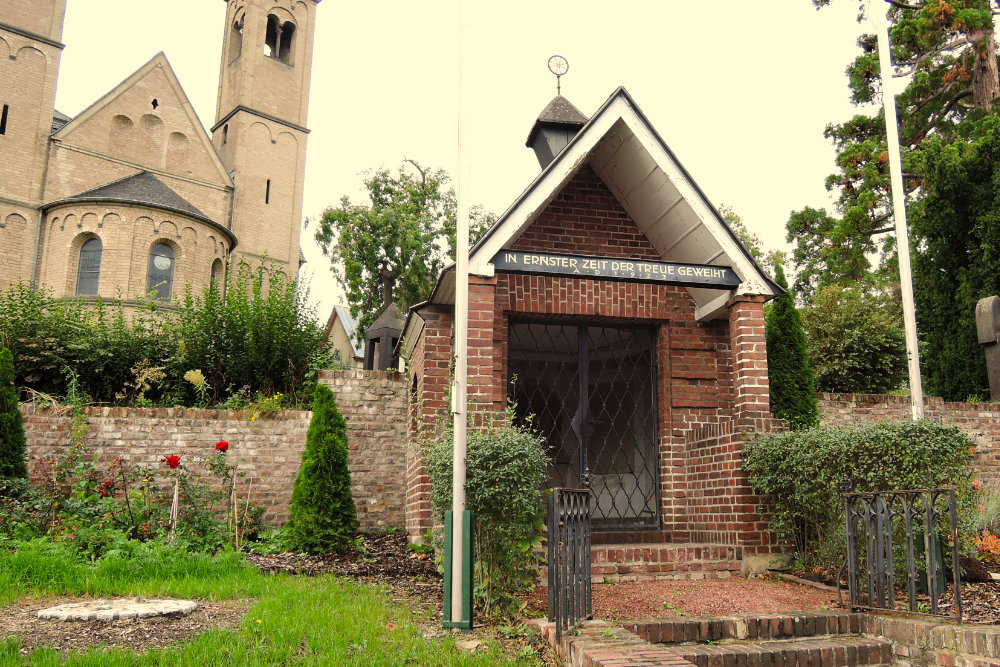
[{"left": 0, "top": 539, "right": 536, "bottom": 666}]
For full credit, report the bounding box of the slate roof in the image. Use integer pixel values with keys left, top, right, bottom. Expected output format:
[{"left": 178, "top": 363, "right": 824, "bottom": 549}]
[
  {"left": 334, "top": 305, "right": 364, "bottom": 358},
  {"left": 525, "top": 95, "right": 589, "bottom": 147}
]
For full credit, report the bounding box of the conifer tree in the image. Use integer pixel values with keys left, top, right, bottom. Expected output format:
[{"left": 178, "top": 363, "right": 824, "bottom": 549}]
[
  {"left": 0, "top": 347, "right": 27, "bottom": 479},
  {"left": 765, "top": 265, "right": 819, "bottom": 429},
  {"left": 284, "top": 383, "right": 358, "bottom": 553}
]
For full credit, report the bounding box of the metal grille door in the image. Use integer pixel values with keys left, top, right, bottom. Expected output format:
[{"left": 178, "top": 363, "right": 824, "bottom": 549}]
[{"left": 509, "top": 322, "right": 659, "bottom": 529}]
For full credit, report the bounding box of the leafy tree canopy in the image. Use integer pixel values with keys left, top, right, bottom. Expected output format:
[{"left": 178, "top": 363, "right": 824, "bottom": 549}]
[
  {"left": 788, "top": 0, "right": 999, "bottom": 297},
  {"left": 313, "top": 160, "right": 493, "bottom": 342}
]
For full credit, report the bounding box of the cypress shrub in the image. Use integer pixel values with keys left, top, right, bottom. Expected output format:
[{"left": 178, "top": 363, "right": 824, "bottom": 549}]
[
  {"left": 765, "top": 263, "right": 818, "bottom": 429},
  {"left": 0, "top": 347, "right": 27, "bottom": 479},
  {"left": 284, "top": 383, "right": 358, "bottom": 553}
]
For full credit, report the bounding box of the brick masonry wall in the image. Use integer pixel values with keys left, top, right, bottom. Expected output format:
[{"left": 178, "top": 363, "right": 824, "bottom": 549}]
[
  {"left": 684, "top": 419, "right": 784, "bottom": 555},
  {"left": 19, "top": 368, "right": 408, "bottom": 530},
  {"left": 862, "top": 614, "right": 1000, "bottom": 667},
  {"left": 818, "top": 393, "right": 1000, "bottom": 485}
]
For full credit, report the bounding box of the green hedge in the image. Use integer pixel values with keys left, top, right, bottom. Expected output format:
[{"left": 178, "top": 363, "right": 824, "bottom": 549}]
[{"left": 742, "top": 420, "right": 976, "bottom": 566}]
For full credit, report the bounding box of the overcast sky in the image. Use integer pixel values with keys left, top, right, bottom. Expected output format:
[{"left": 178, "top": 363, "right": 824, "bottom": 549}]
[{"left": 55, "top": 0, "right": 871, "bottom": 316}]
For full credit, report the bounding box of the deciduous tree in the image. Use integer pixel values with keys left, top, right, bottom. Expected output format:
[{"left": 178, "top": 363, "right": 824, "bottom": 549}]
[{"left": 313, "top": 160, "right": 493, "bottom": 342}]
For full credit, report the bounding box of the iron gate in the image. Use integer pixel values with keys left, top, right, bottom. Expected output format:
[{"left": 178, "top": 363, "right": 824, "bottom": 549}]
[
  {"left": 840, "top": 488, "right": 962, "bottom": 619},
  {"left": 547, "top": 488, "right": 592, "bottom": 643},
  {"left": 508, "top": 322, "right": 659, "bottom": 530}
]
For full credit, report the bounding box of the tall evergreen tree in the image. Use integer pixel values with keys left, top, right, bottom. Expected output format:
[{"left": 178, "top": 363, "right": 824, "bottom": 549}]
[
  {"left": 911, "top": 115, "right": 1000, "bottom": 399},
  {"left": 765, "top": 265, "right": 818, "bottom": 429},
  {"left": 787, "top": 0, "right": 1000, "bottom": 297},
  {"left": 0, "top": 347, "right": 27, "bottom": 479},
  {"left": 284, "top": 383, "right": 358, "bottom": 553}
]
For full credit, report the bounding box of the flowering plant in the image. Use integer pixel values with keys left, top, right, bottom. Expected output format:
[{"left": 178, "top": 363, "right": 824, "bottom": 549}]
[
  {"left": 161, "top": 455, "right": 180, "bottom": 469},
  {"left": 215, "top": 440, "right": 229, "bottom": 452}
]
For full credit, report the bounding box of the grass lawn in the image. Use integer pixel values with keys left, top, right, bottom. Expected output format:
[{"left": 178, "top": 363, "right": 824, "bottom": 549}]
[{"left": 0, "top": 540, "right": 540, "bottom": 666}]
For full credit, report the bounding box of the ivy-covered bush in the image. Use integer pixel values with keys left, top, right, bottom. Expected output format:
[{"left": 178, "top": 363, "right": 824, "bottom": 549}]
[
  {"left": 742, "top": 420, "right": 975, "bottom": 567},
  {"left": 0, "top": 259, "right": 331, "bottom": 407},
  {"left": 284, "top": 383, "right": 358, "bottom": 554},
  {"left": 427, "top": 417, "right": 549, "bottom": 620},
  {"left": 0, "top": 347, "right": 27, "bottom": 480}
]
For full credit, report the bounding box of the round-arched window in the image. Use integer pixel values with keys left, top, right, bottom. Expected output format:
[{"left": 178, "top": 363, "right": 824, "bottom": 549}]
[
  {"left": 76, "top": 237, "right": 102, "bottom": 296},
  {"left": 147, "top": 243, "right": 175, "bottom": 300}
]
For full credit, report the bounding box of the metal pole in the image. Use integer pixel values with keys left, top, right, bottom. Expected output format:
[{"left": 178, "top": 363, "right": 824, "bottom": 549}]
[
  {"left": 874, "top": 4, "right": 924, "bottom": 419},
  {"left": 450, "top": 0, "right": 470, "bottom": 627}
]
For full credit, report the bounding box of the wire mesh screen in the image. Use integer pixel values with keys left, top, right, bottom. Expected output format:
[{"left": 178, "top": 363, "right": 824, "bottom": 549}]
[{"left": 509, "top": 321, "right": 659, "bottom": 530}]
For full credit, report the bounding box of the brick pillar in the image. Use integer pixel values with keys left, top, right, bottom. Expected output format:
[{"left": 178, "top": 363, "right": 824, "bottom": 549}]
[{"left": 727, "top": 295, "right": 772, "bottom": 428}]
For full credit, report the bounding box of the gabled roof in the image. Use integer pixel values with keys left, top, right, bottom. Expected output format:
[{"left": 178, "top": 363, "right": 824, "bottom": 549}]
[
  {"left": 328, "top": 305, "right": 363, "bottom": 358},
  {"left": 470, "top": 86, "right": 780, "bottom": 321},
  {"left": 51, "top": 53, "right": 233, "bottom": 189},
  {"left": 44, "top": 171, "right": 237, "bottom": 247}
]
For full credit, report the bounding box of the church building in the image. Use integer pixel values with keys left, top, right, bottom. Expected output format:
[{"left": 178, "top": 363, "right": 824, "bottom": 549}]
[
  {"left": 0, "top": 0, "right": 318, "bottom": 300},
  {"left": 402, "top": 88, "right": 786, "bottom": 574}
]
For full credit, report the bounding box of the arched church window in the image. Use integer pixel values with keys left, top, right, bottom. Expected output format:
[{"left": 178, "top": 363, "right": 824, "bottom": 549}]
[
  {"left": 228, "top": 12, "right": 244, "bottom": 61},
  {"left": 210, "top": 258, "right": 224, "bottom": 290},
  {"left": 76, "top": 237, "right": 102, "bottom": 296},
  {"left": 264, "top": 15, "right": 295, "bottom": 64},
  {"left": 147, "top": 242, "right": 175, "bottom": 300}
]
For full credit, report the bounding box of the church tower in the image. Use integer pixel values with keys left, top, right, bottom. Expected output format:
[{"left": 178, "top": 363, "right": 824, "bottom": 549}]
[
  {"left": 211, "top": 0, "right": 320, "bottom": 272},
  {"left": 0, "top": 0, "right": 67, "bottom": 288}
]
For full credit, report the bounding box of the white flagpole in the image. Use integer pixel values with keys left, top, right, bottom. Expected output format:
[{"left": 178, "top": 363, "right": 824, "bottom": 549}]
[
  {"left": 450, "top": 0, "right": 470, "bottom": 625},
  {"left": 874, "top": 3, "right": 924, "bottom": 420}
]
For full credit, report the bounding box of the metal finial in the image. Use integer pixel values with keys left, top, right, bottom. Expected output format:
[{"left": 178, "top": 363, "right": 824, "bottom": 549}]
[{"left": 548, "top": 55, "right": 569, "bottom": 95}]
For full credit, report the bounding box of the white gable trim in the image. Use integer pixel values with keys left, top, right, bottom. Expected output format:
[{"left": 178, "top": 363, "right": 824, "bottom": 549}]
[{"left": 468, "top": 88, "right": 778, "bottom": 308}]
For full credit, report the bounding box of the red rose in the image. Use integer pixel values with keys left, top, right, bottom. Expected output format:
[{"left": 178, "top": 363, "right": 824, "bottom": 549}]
[
  {"left": 215, "top": 441, "right": 229, "bottom": 452},
  {"left": 163, "top": 455, "right": 180, "bottom": 469}
]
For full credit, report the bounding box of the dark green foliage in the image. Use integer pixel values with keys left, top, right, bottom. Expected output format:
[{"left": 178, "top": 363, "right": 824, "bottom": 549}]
[
  {"left": 743, "top": 420, "right": 975, "bottom": 566},
  {"left": 0, "top": 258, "right": 331, "bottom": 406},
  {"left": 284, "top": 383, "right": 358, "bottom": 554},
  {"left": 911, "top": 115, "right": 1000, "bottom": 400},
  {"left": 427, "top": 419, "right": 549, "bottom": 619},
  {"left": 765, "top": 265, "right": 818, "bottom": 429},
  {"left": 800, "top": 284, "right": 908, "bottom": 393},
  {"left": 0, "top": 348, "right": 27, "bottom": 479}
]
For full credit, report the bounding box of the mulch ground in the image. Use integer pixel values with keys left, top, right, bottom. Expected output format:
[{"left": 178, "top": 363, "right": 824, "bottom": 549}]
[{"left": 2, "top": 533, "right": 997, "bottom": 660}]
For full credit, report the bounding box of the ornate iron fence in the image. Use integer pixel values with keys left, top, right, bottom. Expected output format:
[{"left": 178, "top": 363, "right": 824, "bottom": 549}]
[
  {"left": 547, "top": 488, "right": 593, "bottom": 643},
  {"left": 840, "top": 487, "right": 962, "bottom": 620}
]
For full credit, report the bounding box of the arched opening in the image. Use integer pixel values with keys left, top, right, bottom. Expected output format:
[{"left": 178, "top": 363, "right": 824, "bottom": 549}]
[
  {"left": 264, "top": 15, "right": 295, "bottom": 64},
  {"left": 147, "top": 242, "right": 176, "bottom": 300},
  {"left": 210, "top": 258, "right": 224, "bottom": 290},
  {"left": 228, "top": 12, "right": 244, "bottom": 61},
  {"left": 76, "top": 237, "right": 102, "bottom": 296}
]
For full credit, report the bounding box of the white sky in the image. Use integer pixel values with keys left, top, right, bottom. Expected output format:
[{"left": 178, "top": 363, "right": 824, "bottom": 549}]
[{"left": 54, "top": 0, "right": 870, "bottom": 317}]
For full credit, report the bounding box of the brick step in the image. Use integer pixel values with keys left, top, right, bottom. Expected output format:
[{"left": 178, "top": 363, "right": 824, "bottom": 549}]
[
  {"left": 672, "top": 636, "right": 891, "bottom": 667},
  {"left": 591, "top": 543, "right": 743, "bottom": 580},
  {"left": 624, "top": 611, "right": 864, "bottom": 643},
  {"left": 591, "top": 530, "right": 672, "bottom": 545}
]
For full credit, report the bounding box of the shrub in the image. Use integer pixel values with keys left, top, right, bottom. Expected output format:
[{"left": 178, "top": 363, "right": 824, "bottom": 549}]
[
  {"left": 742, "top": 420, "right": 975, "bottom": 567},
  {"left": 765, "top": 264, "right": 818, "bottom": 429},
  {"left": 800, "top": 285, "right": 907, "bottom": 393},
  {"left": 0, "top": 348, "right": 27, "bottom": 480},
  {"left": 284, "top": 383, "right": 358, "bottom": 554},
  {"left": 427, "top": 417, "right": 549, "bottom": 620}
]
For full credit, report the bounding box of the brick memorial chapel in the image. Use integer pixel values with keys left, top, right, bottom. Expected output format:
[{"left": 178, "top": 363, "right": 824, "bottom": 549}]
[{"left": 401, "top": 88, "right": 786, "bottom": 575}]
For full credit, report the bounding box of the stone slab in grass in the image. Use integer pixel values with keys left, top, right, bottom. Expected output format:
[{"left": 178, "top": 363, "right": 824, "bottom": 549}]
[{"left": 37, "top": 597, "right": 198, "bottom": 621}]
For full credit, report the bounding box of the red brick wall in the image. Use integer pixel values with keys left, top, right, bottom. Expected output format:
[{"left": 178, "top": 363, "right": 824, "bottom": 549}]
[
  {"left": 19, "top": 369, "right": 408, "bottom": 530},
  {"left": 511, "top": 165, "right": 661, "bottom": 259},
  {"left": 818, "top": 393, "right": 1000, "bottom": 485},
  {"left": 684, "top": 420, "right": 783, "bottom": 554},
  {"left": 405, "top": 167, "right": 776, "bottom": 543}
]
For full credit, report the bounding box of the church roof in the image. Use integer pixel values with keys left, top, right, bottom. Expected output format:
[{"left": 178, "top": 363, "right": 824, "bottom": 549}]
[{"left": 45, "top": 171, "right": 238, "bottom": 247}]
